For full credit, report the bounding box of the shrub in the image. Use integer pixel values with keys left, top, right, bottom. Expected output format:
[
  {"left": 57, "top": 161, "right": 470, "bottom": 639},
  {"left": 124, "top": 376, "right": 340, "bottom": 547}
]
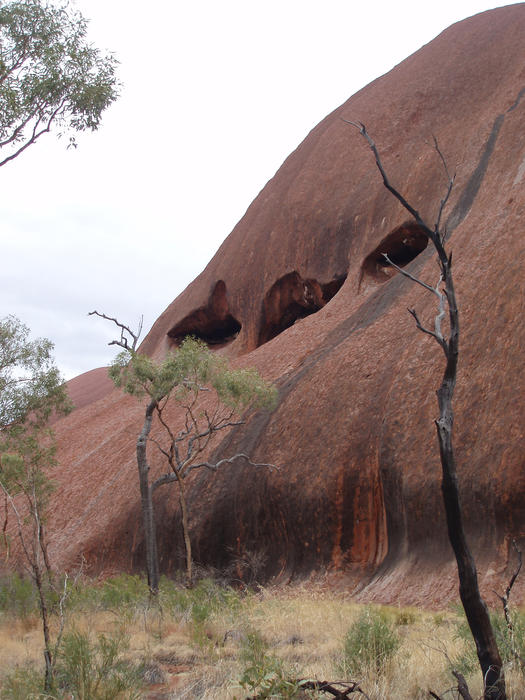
[
  {"left": 54, "top": 629, "right": 141, "bottom": 699},
  {"left": 454, "top": 607, "right": 525, "bottom": 676},
  {"left": 0, "top": 664, "right": 44, "bottom": 699},
  {"left": 0, "top": 573, "right": 38, "bottom": 619},
  {"left": 237, "top": 631, "right": 308, "bottom": 699},
  {"left": 98, "top": 574, "right": 149, "bottom": 611},
  {"left": 340, "top": 606, "right": 400, "bottom": 676}
]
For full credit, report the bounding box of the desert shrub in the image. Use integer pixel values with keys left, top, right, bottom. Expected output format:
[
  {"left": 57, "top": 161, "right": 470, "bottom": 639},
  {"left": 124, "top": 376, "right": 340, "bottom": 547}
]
[
  {"left": 393, "top": 608, "right": 418, "bottom": 626},
  {"left": 491, "top": 608, "right": 525, "bottom": 670},
  {"left": 191, "top": 578, "right": 242, "bottom": 619},
  {"left": 340, "top": 606, "right": 400, "bottom": 676},
  {"left": 237, "top": 631, "right": 309, "bottom": 699},
  {"left": 97, "top": 574, "right": 149, "bottom": 611},
  {"left": 54, "top": 629, "right": 141, "bottom": 699},
  {"left": 0, "top": 573, "right": 38, "bottom": 619},
  {"left": 185, "top": 578, "right": 244, "bottom": 649},
  {"left": 454, "top": 607, "right": 525, "bottom": 676},
  {"left": 0, "top": 664, "right": 45, "bottom": 699}
]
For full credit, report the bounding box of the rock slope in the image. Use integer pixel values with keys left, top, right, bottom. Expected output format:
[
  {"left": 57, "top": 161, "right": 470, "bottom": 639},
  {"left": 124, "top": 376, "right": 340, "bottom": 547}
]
[{"left": 46, "top": 5, "right": 525, "bottom": 604}]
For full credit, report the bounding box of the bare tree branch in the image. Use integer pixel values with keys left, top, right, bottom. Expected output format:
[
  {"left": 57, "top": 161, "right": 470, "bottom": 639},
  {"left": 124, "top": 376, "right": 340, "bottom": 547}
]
[
  {"left": 185, "top": 453, "right": 278, "bottom": 475},
  {"left": 347, "top": 119, "right": 506, "bottom": 699},
  {"left": 452, "top": 671, "right": 474, "bottom": 700},
  {"left": 381, "top": 254, "right": 448, "bottom": 353},
  {"left": 88, "top": 310, "right": 143, "bottom": 352},
  {"left": 493, "top": 540, "right": 524, "bottom": 667},
  {"left": 432, "top": 135, "right": 456, "bottom": 237},
  {"left": 496, "top": 540, "right": 522, "bottom": 629}
]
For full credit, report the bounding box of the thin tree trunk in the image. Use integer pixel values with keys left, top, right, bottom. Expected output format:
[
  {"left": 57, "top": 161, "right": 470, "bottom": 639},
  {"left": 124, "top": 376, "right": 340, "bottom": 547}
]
[
  {"left": 348, "top": 122, "right": 505, "bottom": 699},
  {"left": 437, "top": 265, "right": 504, "bottom": 700},
  {"left": 136, "top": 400, "right": 160, "bottom": 595},
  {"left": 176, "top": 473, "right": 192, "bottom": 587},
  {"left": 33, "top": 558, "right": 53, "bottom": 691}
]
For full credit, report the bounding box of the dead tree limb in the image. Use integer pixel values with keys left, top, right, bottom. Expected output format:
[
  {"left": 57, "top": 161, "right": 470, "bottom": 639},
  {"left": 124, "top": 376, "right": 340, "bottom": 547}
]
[
  {"left": 495, "top": 540, "right": 522, "bottom": 630},
  {"left": 300, "top": 680, "right": 371, "bottom": 698},
  {"left": 452, "top": 670, "right": 474, "bottom": 700},
  {"left": 494, "top": 540, "right": 524, "bottom": 668},
  {"left": 346, "top": 120, "right": 505, "bottom": 700},
  {"left": 245, "top": 679, "right": 371, "bottom": 699},
  {"left": 88, "top": 310, "right": 143, "bottom": 352}
]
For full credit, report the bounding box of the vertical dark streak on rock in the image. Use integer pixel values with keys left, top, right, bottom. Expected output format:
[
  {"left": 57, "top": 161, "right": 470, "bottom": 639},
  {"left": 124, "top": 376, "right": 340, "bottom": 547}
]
[{"left": 446, "top": 115, "right": 504, "bottom": 232}]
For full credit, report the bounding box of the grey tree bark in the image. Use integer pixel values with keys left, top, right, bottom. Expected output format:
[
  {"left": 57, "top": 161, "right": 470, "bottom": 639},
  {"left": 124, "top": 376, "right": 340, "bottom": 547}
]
[{"left": 136, "top": 399, "right": 160, "bottom": 595}]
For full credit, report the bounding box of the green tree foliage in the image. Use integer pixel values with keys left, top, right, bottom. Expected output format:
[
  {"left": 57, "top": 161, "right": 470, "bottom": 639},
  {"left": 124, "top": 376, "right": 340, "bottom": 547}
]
[
  {"left": 91, "top": 308, "right": 278, "bottom": 591},
  {"left": 0, "top": 315, "right": 71, "bottom": 690},
  {"left": 109, "top": 336, "right": 277, "bottom": 416},
  {"left": 0, "top": 0, "right": 119, "bottom": 166},
  {"left": 108, "top": 334, "right": 277, "bottom": 590},
  {"left": 0, "top": 315, "right": 69, "bottom": 428},
  {"left": 340, "top": 607, "right": 400, "bottom": 676}
]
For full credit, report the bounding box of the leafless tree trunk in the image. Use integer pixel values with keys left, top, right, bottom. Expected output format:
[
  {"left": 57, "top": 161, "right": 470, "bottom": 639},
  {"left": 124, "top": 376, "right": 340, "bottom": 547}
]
[
  {"left": 176, "top": 475, "right": 192, "bottom": 586},
  {"left": 346, "top": 121, "right": 505, "bottom": 699}
]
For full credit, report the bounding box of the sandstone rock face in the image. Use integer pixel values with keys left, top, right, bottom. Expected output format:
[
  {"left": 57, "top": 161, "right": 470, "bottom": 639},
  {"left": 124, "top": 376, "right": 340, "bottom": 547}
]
[{"left": 48, "top": 6, "right": 525, "bottom": 605}]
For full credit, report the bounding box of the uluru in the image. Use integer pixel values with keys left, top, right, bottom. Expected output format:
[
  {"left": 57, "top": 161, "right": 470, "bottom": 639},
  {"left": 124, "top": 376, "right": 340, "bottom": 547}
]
[{"left": 40, "top": 4, "right": 525, "bottom": 606}]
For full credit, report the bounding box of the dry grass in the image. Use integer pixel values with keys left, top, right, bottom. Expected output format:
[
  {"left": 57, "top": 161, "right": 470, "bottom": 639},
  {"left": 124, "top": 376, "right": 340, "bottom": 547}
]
[{"left": 1, "top": 580, "right": 525, "bottom": 699}]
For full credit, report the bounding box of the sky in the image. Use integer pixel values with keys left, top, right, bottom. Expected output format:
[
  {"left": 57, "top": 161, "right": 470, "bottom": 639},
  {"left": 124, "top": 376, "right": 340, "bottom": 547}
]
[{"left": 1, "top": 0, "right": 521, "bottom": 379}]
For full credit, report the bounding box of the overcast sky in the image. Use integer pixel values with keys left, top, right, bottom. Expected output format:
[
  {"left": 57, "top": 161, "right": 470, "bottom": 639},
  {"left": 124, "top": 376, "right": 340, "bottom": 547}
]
[{"left": 1, "top": 0, "right": 519, "bottom": 379}]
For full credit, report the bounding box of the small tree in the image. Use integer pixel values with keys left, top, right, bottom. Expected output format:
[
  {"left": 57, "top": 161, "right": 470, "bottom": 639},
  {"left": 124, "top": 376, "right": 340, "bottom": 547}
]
[
  {"left": 0, "top": 0, "right": 119, "bottom": 167},
  {"left": 346, "top": 121, "right": 505, "bottom": 699},
  {"left": 0, "top": 315, "right": 72, "bottom": 691},
  {"left": 91, "top": 311, "right": 277, "bottom": 591}
]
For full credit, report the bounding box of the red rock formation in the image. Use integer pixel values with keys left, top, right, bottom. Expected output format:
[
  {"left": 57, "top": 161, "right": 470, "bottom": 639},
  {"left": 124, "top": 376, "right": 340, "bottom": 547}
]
[{"left": 43, "top": 5, "right": 525, "bottom": 605}]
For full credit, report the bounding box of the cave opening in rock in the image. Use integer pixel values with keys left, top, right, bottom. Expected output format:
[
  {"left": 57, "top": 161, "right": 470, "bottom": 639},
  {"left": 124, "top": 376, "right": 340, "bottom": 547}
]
[
  {"left": 169, "top": 315, "right": 242, "bottom": 346},
  {"left": 257, "top": 271, "right": 347, "bottom": 346},
  {"left": 167, "top": 280, "right": 242, "bottom": 348},
  {"left": 361, "top": 222, "right": 428, "bottom": 283},
  {"left": 321, "top": 275, "right": 346, "bottom": 302}
]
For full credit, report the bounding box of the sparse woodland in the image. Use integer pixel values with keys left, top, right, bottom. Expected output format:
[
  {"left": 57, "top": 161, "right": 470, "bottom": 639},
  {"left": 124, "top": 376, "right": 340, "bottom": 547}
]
[{"left": 1, "top": 2, "right": 524, "bottom": 698}]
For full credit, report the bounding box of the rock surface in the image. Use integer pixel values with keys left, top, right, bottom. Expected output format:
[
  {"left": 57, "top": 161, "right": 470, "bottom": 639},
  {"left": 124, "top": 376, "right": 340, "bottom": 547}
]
[{"left": 43, "top": 5, "right": 525, "bottom": 604}]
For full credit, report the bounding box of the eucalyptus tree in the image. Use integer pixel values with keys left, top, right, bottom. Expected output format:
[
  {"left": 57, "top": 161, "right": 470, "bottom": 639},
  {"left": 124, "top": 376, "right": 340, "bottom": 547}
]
[
  {"left": 91, "top": 311, "right": 277, "bottom": 591},
  {"left": 0, "top": 0, "right": 119, "bottom": 166},
  {"left": 0, "top": 315, "right": 71, "bottom": 691}
]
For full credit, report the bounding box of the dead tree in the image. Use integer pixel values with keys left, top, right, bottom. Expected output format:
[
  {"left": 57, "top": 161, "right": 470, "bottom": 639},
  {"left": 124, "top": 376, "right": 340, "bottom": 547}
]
[{"left": 344, "top": 121, "right": 505, "bottom": 700}]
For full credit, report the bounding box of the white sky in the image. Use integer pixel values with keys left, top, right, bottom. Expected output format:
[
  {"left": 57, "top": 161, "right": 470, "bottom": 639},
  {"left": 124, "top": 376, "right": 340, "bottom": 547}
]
[{"left": 1, "top": 0, "right": 519, "bottom": 379}]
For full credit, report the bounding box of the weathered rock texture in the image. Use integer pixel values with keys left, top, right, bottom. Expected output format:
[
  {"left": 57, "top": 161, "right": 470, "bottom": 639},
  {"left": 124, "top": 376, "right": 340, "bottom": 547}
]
[{"left": 42, "top": 6, "right": 525, "bottom": 604}]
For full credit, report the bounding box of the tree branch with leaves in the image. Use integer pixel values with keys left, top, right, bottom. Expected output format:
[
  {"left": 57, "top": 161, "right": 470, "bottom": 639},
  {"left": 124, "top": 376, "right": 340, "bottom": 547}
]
[
  {"left": 0, "top": 315, "right": 72, "bottom": 691},
  {"left": 91, "top": 311, "right": 277, "bottom": 590},
  {"left": 0, "top": 0, "right": 119, "bottom": 167}
]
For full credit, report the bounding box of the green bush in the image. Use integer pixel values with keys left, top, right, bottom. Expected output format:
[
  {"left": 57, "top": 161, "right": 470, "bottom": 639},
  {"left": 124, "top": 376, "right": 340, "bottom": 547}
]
[
  {"left": 0, "top": 664, "right": 45, "bottom": 699},
  {"left": 340, "top": 606, "right": 400, "bottom": 676},
  {"left": 454, "top": 607, "right": 525, "bottom": 676},
  {"left": 54, "top": 629, "right": 141, "bottom": 699},
  {"left": 182, "top": 578, "right": 243, "bottom": 649},
  {"left": 98, "top": 574, "right": 149, "bottom": 611},
  {"left": 0, "top": 573, "right": 38, "bottom": 619},
  {"left": 237, "top": 631, "right": 308, "bottom": 699}
]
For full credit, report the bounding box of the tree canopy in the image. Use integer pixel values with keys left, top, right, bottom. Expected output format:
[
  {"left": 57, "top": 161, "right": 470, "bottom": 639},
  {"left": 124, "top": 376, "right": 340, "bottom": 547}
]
[
  {"left": 104, "top": 331, "right": 277, "bottom": 589},
  {"left": 0, "top": 0, "right": 119, "bottom": 166},
  {"left": 0, "top": 315, "right": 71, "bottom": 690},
  {"left": 0, "top": 315, "right": 71, "bottom": 429},
  {"left": 109, "top": 336, "right": 277, "bottom": 416}
]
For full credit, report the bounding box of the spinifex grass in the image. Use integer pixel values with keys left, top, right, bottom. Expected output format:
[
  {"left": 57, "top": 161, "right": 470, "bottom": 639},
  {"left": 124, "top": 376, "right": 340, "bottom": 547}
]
[{"left": 1, "top": 574, "right": 524, "bottom": 699}]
